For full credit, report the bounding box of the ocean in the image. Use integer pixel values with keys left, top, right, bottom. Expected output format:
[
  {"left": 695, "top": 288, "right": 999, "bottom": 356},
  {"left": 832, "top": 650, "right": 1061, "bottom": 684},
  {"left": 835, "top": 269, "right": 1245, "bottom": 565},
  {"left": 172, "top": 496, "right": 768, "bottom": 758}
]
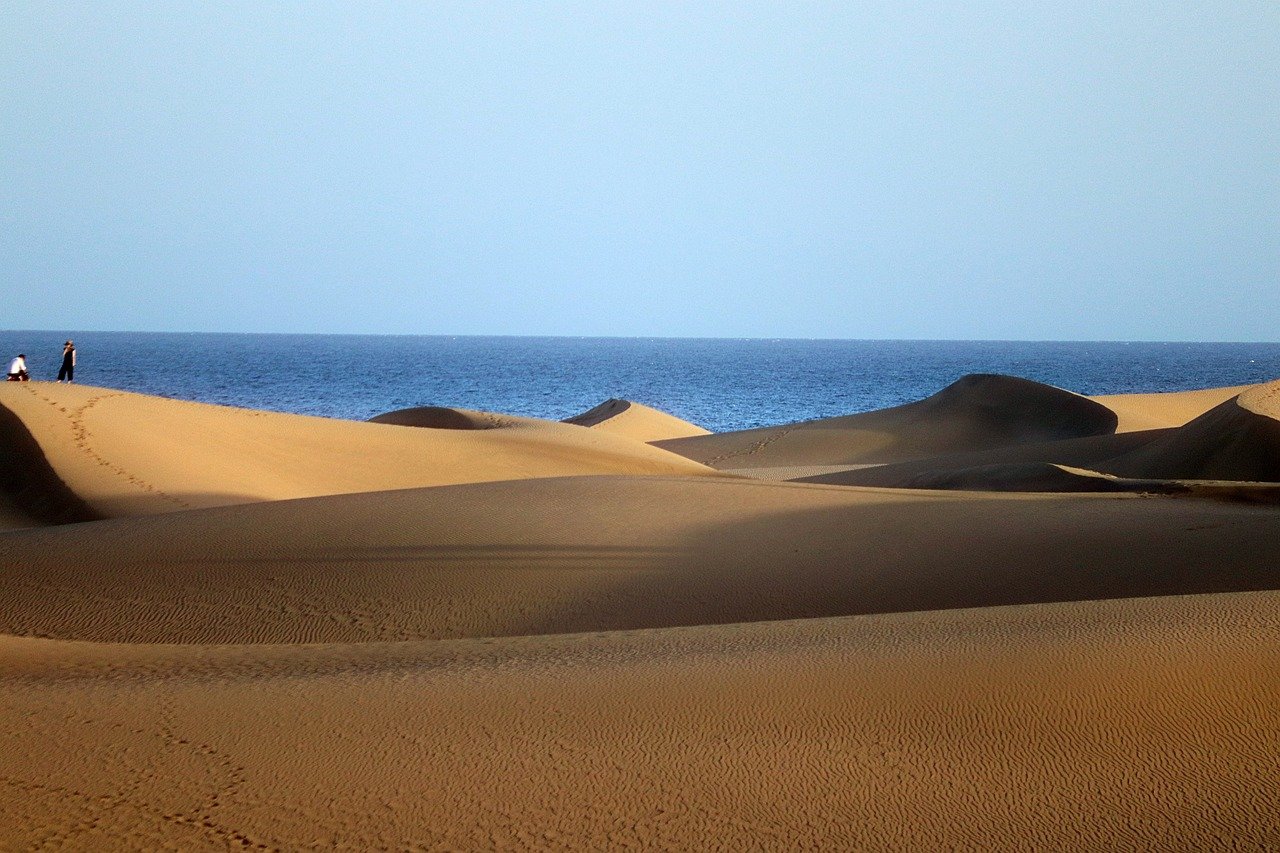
[{"left": 3, "top": 332, "right": 1279, "bottom": 432}]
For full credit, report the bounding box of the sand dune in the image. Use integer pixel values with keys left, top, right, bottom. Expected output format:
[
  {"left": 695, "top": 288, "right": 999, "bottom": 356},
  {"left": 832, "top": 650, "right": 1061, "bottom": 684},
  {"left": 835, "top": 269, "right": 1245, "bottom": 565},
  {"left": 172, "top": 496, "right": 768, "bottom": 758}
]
[
  {"left": 1098, "top": 380, "right": 1280, "bottom": 481},
  {"left": 2, "top": 473, "right": 1278, "bottom": 644},
  {"left": 2, "top": 373, "right": 1278, "bottom": 846},
  {"left": 657, "top": 374, "right": 1118, "bottom": 468},
  {"left": 0, "top": 383, "right": 715, "bottom": 520},
  {"left": 564, "top": 398, "right": 711, "bottom": 441},
  {"left": 1090, "top": 383, "right": 1255, "bottom": 432},
  {"left": 816, "top": 380, "right": 1280, "bottom": 494},
  {"left": 373, "top": 399, "right": 710, "bottom": 443},
  {"left": 2, "top": 590, "right": 1277, "bottom": 848},
  {"left": 0, "top": 399, "right": 95, "bottom": 529},
  {"left": 368, "top": 404, "right": 516, "bottom": 429}
]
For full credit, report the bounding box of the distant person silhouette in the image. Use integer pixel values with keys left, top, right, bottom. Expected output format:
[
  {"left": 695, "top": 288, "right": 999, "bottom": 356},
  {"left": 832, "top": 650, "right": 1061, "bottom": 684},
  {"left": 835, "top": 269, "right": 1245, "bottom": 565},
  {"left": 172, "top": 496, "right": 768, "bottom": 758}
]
[
  {"left": 58, "top": 340, "right": 76, "bottom": 382},
  {"left": 6, "top": 354, "right": 30, "bottom": 381}
]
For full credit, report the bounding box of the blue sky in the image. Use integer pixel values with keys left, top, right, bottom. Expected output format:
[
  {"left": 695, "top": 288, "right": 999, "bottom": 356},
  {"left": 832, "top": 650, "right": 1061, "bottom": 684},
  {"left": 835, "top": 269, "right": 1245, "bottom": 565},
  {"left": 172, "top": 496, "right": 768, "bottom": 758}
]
[{"left": 3, "top": 2, "right": 1277, "bottom": 339}]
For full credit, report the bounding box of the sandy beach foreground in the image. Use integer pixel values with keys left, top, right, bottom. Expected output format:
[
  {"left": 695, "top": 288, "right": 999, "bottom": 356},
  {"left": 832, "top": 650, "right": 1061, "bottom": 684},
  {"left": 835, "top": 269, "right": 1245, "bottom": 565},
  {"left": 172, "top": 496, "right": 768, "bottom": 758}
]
[{"left": 2, "top": 375, "right": 1278, "bottom": 848}]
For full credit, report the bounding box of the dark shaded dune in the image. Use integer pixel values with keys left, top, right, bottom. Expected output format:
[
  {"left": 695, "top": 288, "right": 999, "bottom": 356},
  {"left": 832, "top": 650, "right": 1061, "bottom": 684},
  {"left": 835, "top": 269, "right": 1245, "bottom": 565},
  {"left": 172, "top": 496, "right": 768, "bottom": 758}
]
[
  {"left": 905, "top": 374, "right": 1118, "bottom": 440},
  {"left": 859, "top": 463, "right": 1142, "bottom": 493},
  {"left": 657, "top": 374, "right": 1118, "bottom": 468},
  {"left": 2, "top": 474, "right": 1278, "bottom": 645},
  {"left": 804, "top": 381, "right": 1280, "bottom": 496},
  {"left": 563, "top": 398, "right": 631, "bottom": 427},
  {"left": 872, "top": 462, "right": 1280, "bottom": 503},
  {"left": 368, "top": 406, "right": 504, "bottom": 429},
  {"left": 800, "top": 429, "right": 1163, "bottom": 487},
  {"left": 1098, "top": 381, "right": 1280, "bottom": 482},
  {"left": 0, "top": 400, "right": 99, "bottom": 527}
]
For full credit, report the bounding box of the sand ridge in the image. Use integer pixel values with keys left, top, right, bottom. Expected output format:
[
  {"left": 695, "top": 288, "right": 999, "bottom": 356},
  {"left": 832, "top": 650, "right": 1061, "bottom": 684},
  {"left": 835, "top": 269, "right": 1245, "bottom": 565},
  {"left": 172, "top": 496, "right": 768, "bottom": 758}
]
[
  {"left": 0, "top": 382, "right": 717, "bottom": 519},
  {"left": 1089, "top": 383, "right": 1255, "bottom": 432}
]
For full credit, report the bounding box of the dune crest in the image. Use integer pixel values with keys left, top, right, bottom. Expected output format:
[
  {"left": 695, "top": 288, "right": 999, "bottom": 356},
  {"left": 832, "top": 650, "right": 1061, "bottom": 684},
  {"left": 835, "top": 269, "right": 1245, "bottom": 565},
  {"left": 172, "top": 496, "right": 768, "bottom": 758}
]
[
  {"left": 657, "top": 374, "right": 1118, "bottom": 468},
  {"left": 1090, "top": 384, "right": 1255, "bottom": 432},
  {"left": 564, "top": 398, "right": 711, "bottom": 442}
]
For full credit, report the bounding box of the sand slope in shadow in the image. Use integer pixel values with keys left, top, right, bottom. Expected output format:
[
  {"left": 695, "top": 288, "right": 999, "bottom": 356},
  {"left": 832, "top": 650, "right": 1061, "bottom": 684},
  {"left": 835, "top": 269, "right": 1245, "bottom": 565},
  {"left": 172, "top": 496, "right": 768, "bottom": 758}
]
[
  {"left": 810, "top": 380, "right": 1280, "bottom": 494},
  {"left": 657, "top": 374, "right": 1118, "bottom": 468},
  {"left": 2, "top": 474, "right": 1278, "bottom": 644},
  {"left": 1099, "top": 381, "right": 1280, "bottom": 481}
]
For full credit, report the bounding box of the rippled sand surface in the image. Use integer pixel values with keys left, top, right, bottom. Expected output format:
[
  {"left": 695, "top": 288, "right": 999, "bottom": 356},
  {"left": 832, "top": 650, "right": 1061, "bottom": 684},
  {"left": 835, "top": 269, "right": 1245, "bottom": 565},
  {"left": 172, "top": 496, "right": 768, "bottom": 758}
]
[{"left": 2, "top": 377, "right": 1278, "bottom": 847}]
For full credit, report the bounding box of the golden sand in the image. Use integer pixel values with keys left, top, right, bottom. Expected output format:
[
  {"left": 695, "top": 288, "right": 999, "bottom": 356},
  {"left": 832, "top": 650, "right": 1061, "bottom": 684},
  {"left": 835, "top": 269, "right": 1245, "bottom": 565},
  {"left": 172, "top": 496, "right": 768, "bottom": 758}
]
[
  {"left": 1089, "top": 384, "right": 1255, "bottom": 432},
  {"left": 563, "top": 397, "right": 711, "bottom": 441},
  {"left": 2, "top": 375, "right": 1277, "bottom": 847},
  {"left": 0, "top": 383, "right": 715, "bottom": 520}
]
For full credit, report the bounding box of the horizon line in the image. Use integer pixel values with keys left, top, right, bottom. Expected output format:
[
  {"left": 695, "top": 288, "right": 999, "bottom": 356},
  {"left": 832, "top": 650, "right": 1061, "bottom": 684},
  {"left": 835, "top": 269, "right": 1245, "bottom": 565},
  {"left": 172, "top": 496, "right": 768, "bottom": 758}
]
[{"left": 3, "top": 328, "right": 1280, "bottom": 346}]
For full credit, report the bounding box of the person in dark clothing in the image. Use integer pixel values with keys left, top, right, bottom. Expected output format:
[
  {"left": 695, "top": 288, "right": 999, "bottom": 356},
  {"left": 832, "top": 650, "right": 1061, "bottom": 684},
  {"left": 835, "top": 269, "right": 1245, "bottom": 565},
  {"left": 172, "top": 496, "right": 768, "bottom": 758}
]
[{"left": 57, "top": 341, "right": 75, "bottom": 382}]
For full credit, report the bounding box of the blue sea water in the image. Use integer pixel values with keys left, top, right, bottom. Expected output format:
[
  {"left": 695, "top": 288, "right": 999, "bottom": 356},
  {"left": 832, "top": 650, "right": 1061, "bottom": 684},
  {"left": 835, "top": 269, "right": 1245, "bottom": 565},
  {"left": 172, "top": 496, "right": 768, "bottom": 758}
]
[{"left": 3, "top": 332, "right": 1279, "bottom": 432}]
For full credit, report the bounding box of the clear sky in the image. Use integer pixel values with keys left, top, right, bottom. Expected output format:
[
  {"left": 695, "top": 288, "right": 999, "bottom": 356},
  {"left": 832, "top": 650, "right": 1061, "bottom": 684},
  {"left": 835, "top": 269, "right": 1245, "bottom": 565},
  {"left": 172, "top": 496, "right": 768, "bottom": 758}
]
[{"left": 3, "top": 2, "right": 1277, "bottom": 340}]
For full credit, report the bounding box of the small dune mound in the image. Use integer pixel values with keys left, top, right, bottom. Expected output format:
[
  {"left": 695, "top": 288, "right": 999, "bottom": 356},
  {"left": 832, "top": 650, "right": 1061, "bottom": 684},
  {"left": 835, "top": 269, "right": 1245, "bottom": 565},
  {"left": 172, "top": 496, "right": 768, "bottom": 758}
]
[
  {"left": 564, "top": 399, "right": 711, "bottom": 442},
  {"left": 1099, "top": 380, "right": 1280, "bottom": 482},
  {"left": 369, "top": 406, "right": 505, "bottom": 429},
  {"left": 903, "top": 373, "right": 1119, "bottom": 444},
  {"left": 658, "top": 374, "right": 1118, "bottom": 468}
]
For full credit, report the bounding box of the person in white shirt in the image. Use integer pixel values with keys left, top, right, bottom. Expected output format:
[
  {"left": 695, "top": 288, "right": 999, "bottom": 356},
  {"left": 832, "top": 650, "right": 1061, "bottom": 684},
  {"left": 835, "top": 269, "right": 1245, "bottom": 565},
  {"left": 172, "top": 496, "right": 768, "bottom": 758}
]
[{"left": 6, "top": 354, "right": 30, "bottom": 381}]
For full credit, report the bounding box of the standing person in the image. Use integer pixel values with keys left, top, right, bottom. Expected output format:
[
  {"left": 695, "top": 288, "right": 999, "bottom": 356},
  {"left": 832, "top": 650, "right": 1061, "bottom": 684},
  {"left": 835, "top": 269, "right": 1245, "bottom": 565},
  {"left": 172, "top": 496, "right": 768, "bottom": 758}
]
[
  {"left": 57, "top": 340, "right": 76, "bottom": 382},
  {"left": 6, "top": 354, "right": 29, "bottom": 381}
]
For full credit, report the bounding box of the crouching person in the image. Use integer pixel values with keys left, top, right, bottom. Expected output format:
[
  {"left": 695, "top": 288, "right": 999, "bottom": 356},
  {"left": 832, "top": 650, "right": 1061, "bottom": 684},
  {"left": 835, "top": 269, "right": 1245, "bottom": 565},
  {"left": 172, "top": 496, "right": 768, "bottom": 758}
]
[{"left": 6, "top": 354, "right": 30, "bottom": 381}]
